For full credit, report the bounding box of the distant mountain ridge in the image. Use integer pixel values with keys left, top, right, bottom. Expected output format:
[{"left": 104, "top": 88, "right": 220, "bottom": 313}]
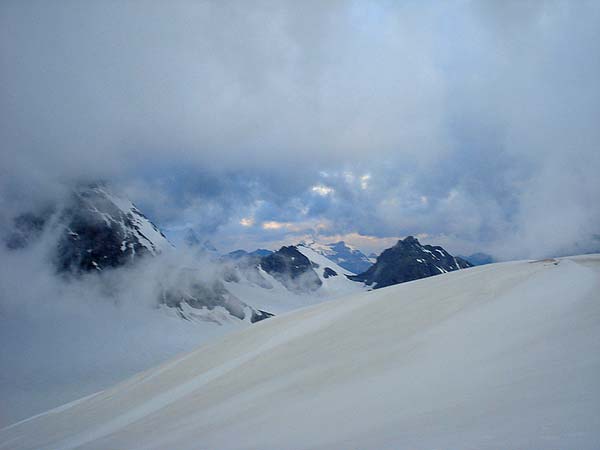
[
  {"left": 7, "top": 185, "right": 475, "bottom": 318},
  {"left": 298, "top": 240, "right": 373, "bottom": 274},
  {"left": 349, "top": 236, "right": 472, "bottom": 289},
  {"left": 222, "top": 244, "right": 366, "bottom": 307},
  {"left": 227, "top": 238, "right": 473, "bottom": 293},
  {"left": 227, "top": 248, "right": 273, "bottom": 260},
  {"left": 4, "top": 184, "right": 271, "bottom": 324},
  {"left": 4, "top": 185, "right": 367, "bottom": 322}
]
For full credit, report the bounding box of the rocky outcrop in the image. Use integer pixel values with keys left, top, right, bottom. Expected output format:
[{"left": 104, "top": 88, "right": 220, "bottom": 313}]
[
  {"left": 260, "top": 246, "right": 322, "bottom": 293},
  {"left": 349, "top": 236, "right": 472, "bottom": 289}
]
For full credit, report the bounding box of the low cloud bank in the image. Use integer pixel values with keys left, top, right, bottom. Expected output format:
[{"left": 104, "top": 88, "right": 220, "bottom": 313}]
[{"left": 1, "top": 1, "right": 599, "bottom": 261}]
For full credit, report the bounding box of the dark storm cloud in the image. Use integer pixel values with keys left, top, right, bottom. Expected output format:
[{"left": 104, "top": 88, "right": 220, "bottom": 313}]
[{"left": 1, "top": 1, "right": 599, "bottom": 259}]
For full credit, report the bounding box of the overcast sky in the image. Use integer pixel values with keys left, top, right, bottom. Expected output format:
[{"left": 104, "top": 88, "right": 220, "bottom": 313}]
[{"left": 1, "top": 0, "right": 599, "bottom": 258}]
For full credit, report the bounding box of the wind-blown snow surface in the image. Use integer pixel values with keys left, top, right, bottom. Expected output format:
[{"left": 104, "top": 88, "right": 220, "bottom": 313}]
[
  {"left": 0, "top": 300, "right": 246, "bottom": 429},
  {"left": 2, "top": 255, "right": 600, "bottom": 449}
]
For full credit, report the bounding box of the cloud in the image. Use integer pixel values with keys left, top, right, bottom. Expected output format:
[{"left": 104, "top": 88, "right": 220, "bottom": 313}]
[
  {"left": 1, "top": 1, "right": 599, "bottom": 259},
  {"left": 240, "top": 217, "right": 254, "bottom": 227},
  {"left": 262, "top": 221, "right": 289, "bottom": 231},
  {"left": 311, "top": 185, "right": 334, "bottom": 196}
]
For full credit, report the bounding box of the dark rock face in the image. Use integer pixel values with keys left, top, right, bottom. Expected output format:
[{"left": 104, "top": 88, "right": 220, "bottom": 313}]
[
  {"left": 54, "top": 186, "right": 169, "bottom": 273},
  {"left": 323, "top": 267, "right": 338, "bottom": 278},
  {"left": 260, "top": 246, "right": 322, "bottom": 293},
  {"left": 349, "top": 236, "right": 472, "bottom": 289},
  {"left": 251, "top": 309, "right": 275, "bottom": 323},
  {"left": 5, "top": 186, "right": 169, "bottom": 272}
]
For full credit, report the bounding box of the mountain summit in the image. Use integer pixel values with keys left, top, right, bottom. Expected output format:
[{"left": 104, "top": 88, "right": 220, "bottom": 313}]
[
  {"left": 5, "top": 184, "right": 171, "bottom": 272},
  {"left": 56, "top": 185, "right": 172, "bottom": 272},
  {"left": 259, "top": 246, "right": 323, "bottom": 293},
  {"left": 349, "top": 236, "right": 472, "bottom": 288}
]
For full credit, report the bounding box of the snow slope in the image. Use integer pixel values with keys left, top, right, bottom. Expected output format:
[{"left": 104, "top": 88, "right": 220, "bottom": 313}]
[
  {"left": 0, "top": 299, "right": 247, "bottom": 428},
  {"left": 2, "top": 255, "right": 599, "bottom": 449},
  {"left": 295, "top": 244, "right": 366, "bottom": 297},
  {"left": 299, "top": 240, "right": 373, "bottom": 274},
  {"left": 94, "top": 186, "right": 171, "bottom": 256},
  {"left": 224, "top": 266, "right": 322, "bottom": 314},
  {"left": 296, "top": 244, "right": 354, "bottom": 276}
]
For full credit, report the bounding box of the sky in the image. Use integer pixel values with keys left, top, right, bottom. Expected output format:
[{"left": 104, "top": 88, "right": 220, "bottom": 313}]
[{"left": 1, "top": 0, "right": 599, "bottom": 259}]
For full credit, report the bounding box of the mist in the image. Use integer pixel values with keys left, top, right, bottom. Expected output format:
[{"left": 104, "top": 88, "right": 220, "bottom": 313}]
[
  {"left": 0, "top": 215, "right": 250, "bottom": 426},
  {"left": 2, "top": 0, "right": 599, "bottom": 438},
  {"left": 2, "top": 1, "right": 599, "bottom": 259}
]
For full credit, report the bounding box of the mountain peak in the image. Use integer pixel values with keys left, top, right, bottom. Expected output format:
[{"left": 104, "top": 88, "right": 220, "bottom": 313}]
[
  {"left": 21, "top": 185, "right": 172, "bottom": 273},
  {"left": 400, "top": 235, "right": 419, "bottom": 245},
  {"left": 350, "top": 238, "right": 472, "bottom": 289},
  {"left": 260, "top": 246, "right": 322, "bottom": 293}
]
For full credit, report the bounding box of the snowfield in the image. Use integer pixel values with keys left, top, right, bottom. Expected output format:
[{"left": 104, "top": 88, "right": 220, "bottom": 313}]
[
  {"left": 2, "top": 255, "right": 599, "bottom": 449},
  {"left": 0, "top": 299, "right": 247, "bottom": 428}
]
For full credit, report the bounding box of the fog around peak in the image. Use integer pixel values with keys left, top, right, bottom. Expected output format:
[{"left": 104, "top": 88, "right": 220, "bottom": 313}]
[{"left": 1, "top": 1, "right": 599, "bottom": 259}]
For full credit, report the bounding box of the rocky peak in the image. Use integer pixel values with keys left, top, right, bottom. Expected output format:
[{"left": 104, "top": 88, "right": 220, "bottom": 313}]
[
  {"left": 260, "top": 246, "right": 322, "bottom": 293},
  {"left": 54, "top": 185, "right": 171, "bottom": 273},
  {"left": 349, "top": 236, "right": 472, "bottom": 289}
]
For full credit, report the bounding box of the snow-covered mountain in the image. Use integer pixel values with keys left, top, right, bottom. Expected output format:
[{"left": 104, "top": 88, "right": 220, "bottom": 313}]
[
  {"left": 3, "top": 184, "right": 272, "bottom": 324},
  {"left": 6, "top": 184, "right": 171, "bottom": 272},
  {"left": 221, "top": 244, "right": 366, "bottom": 314},
  {"left": 299, "top": 240, "right": 373, "bottom": 274},
  {"left": 226, "top": 248, "right": 273, "bottom": 259},
  {"left": 0, "top": 187, "right": 484, "bottom": 430},
  {"left": 4, "top": 184, "right": 365, "bottom": 320},
  {"left": 4, "top": 255, "right": 598, "bottom": 449},
  {"left": 0, "top": 184, "right": 275, "bottom": 426},
  {"left": 4, "top": 184, "right": 364, "bottom": 320},
  {"left": 259, "top": 245, "right": 322, "bottom": 293},
  {"left": 222, "top": 241, "right": 369, "bottom": 299},
  {"left": 350, "top": 235, "right": 472, "bottom": 288},
  {"left": 56, "top": 185, "right": 172, "bottom": 272}
]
